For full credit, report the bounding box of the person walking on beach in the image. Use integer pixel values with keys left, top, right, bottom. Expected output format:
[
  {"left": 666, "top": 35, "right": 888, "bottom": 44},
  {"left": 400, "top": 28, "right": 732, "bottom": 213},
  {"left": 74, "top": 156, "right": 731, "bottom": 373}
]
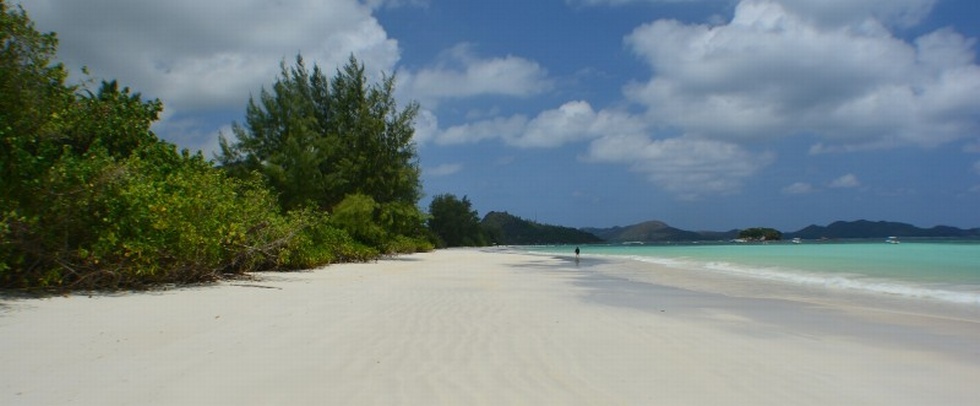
[{"left": 574, "top": 247, "right": 580, "bottom": 257}]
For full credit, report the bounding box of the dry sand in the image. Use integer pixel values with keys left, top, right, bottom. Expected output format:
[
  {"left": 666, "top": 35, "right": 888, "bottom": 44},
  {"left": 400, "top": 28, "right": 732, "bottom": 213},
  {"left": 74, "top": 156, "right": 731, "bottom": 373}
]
[{"left": 2, "top": 248, "right": 979, "bottom": 405}]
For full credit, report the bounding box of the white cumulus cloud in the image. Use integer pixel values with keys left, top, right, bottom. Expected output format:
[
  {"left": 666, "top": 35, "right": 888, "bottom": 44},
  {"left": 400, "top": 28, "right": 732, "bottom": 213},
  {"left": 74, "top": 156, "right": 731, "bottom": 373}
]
[
  {"left": 587, "top": 134, "right": 775, "bottom": 199},
  {"left": 398, "top": 43, "right": 553, "bottom": 108},
  {"left": 21, "top": 0, "right": 401, "bottom": 112},
  {"left": 777, "top": 0, "right": 936, "bottom": 28},
  {"left": 624, "top": 0, "right": 980, "bottom": 151},
  {"left": 425, "top": 163, "right": 464, "bottom": 177},
  {"left": 782, "top": 182, "right": 815, "bottom": 195},
  {"left": 19, "top": 0, "right": 404, "bottom": 155},
  {"left": 423, "top": 99, "right": 772, "bottom": 198},
  {"left": 829, "top": 174, "right": 861, "bottom": 188}
]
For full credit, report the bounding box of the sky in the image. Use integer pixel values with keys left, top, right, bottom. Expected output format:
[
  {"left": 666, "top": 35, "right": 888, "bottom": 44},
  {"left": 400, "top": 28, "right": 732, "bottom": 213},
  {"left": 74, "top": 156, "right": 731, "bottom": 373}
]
[{"left": 16, "top": 0, "right": 980, "bottom": 231}]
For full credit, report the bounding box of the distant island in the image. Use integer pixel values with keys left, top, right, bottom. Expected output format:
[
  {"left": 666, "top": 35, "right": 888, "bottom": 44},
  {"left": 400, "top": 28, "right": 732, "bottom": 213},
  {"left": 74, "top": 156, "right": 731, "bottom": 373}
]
[
  {"left": 589, "top": 219, "right": 980, "bottom": 243},
  {"left": 783, "top": 220, "right": 980, "bottom": 240},
  {"left": 486, "top": 216, "right": 980, "bottom": 245}
]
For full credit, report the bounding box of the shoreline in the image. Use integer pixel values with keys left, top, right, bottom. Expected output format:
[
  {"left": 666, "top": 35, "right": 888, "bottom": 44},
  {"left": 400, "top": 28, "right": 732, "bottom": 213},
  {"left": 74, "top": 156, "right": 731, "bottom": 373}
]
[
  {"left": 511, "top": 247, "right": 980, "bottom": 359},
  {"left": 518, "top": 245, "right": 980, "bottom": 318},
  {"left": 3, "top": 248, "right": 980, "bottom": 404}
]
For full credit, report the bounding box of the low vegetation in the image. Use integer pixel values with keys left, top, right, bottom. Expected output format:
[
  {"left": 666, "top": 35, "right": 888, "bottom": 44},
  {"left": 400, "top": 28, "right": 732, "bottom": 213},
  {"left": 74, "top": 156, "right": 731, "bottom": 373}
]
[
  {"left": 737, "top": 227, "right": 783, "bottom": 241},
  {"left": 0, "top": 2, "right": 428, "bottom": 290}
]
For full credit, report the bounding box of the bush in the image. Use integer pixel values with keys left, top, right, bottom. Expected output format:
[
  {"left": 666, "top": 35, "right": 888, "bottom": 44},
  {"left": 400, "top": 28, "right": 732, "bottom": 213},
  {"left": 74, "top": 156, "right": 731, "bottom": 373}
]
[
  {"left": 0, "top": 143, "right": 299, "bottom": 289},
  {"left": 277, "top": 209, "right": 378, "bottom": 268},
  {"left": 1, "top": 2, "right": 431, "bottom": 291}
]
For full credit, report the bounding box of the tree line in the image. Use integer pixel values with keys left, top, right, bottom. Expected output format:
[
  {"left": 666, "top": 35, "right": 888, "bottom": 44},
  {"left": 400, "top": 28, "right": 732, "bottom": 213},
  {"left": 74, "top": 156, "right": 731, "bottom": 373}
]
[
  {"left": 0, "top": 2, "right": 443, "bottom": 290},
  {"left": 1, "top": 1, "right": 559, "bottom": 290}
]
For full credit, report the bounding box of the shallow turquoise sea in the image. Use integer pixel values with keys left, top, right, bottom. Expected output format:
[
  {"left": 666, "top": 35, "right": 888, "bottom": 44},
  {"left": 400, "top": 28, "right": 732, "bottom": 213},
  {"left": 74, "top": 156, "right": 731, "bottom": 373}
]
[{"left": 529, "top": 240, "right": 980, "bottom": 304}]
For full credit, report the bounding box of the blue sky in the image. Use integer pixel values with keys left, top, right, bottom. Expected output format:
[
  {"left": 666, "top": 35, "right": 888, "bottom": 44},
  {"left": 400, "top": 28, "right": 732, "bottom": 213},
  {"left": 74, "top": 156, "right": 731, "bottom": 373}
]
[{"left": 19, "top": 0, "right": 980, "bottom": 231}]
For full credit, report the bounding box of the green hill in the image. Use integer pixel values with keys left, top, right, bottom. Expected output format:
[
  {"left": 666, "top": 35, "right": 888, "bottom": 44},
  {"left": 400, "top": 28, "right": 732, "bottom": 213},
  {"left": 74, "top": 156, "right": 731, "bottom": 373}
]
[
  {"left": 481, "top": 212, "right": 604, "bottom": 245},
  {"left": 785, "top": 220, "right": 980, "bottom": 239},
  {"left": 583, "top": 221, "right": 714, "bottom": 242}
]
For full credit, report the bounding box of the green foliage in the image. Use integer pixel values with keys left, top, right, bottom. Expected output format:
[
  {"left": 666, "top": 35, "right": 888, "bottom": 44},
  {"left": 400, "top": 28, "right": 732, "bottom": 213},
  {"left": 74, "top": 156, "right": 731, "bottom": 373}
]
[
  {"left": 738, "top": 227, "right": 783, "bottom": 241},
  {"left": 328, "top": 194, "right": 432, "bottom": 254},
  {"left": 63, "top": 80, "right": 162, "bottom": 158},
  {"left": 276, "top": 209, "right": 377, "bottom": 268},
  {"left": 218, "top": 54, "right": 430, "bottom": 254},
  {"left": 3, "top": 140, "right": 277, "bottom": 288},
  {"left": 1, "top": 1, "right": 72, "bottom": 206},
  {"left": 1, "top": 2, "right": 431, "bottom": 290},
  {"left": 427, "top": 194, "right": 487, "bottom": 248},
  {"left": 330, "top": 194, "right": 386, "bottom": 247},
  {"left": 0, "top": 1, "right": 69, "bottom": 137},
  {"left": 0, "top": 3, "right": 380, "bottom": 290},
  {"left": 480, "top": 211, "right": 604, "bottom": 246},
  {"left": 218, "top": 55, "right": 422, "bottom": 212}
]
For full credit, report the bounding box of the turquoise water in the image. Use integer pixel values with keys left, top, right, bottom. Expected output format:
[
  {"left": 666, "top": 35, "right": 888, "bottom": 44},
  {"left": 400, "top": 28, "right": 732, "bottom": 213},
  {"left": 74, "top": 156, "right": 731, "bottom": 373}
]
[{"left": 530, "top": 240, "right": 980, "bottom": 304}]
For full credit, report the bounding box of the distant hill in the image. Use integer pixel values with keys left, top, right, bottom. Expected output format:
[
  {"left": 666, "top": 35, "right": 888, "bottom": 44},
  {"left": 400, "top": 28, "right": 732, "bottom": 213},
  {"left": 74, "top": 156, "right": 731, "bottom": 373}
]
[
  {"left": 581, "top": 219, "right": 978, "bottom": 243},
  {"left": 583, "top": 221, "right": 714, "bottom": 242},
  {"left": 784, "top": 220, "right": 980, "bottom": 239},
  {"left": 481, "top": 211, "right": 603, "bottom": 245}
]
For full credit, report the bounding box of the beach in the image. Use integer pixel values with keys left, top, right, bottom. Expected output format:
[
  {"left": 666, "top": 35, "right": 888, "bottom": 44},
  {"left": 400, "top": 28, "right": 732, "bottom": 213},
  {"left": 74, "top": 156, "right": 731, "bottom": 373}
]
[{"left": 2, "top": 249, "right": 979, "bottom": 405}]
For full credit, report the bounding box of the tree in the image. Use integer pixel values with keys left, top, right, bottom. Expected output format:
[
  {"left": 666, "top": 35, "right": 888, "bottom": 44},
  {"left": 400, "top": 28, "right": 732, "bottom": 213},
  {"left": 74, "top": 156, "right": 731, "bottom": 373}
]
[
  {"left": 427, "top": 194, "right": 487, "bottom": 247},
  {"left": 738, "top": 227, "right": 782, "bottom": 241},
  {"left": 0, "top": 1, "right": 72, "bottom": 205},
  {"left": 218, "top": 55, "right": 422, "bottom": 213},
  {"left": 1, "top": 1, "right": 360, "bottom": 289}
]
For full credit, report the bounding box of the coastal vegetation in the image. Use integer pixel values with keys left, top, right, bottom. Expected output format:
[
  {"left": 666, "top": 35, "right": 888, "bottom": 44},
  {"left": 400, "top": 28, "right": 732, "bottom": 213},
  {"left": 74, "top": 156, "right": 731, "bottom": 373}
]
[
  {"left": 481, "top": 211, "right": 603, "bottom": 246},
  {"left": 215, "top": 54, "right": 432, "bottom": 255},
  {"left": 427, "top": 194, "right": 486, "bottom": 247},
  {"left": 0, "top": 2, "right": 428, "bottom": 290},
  {"left": 737, "top": 227, "right": 783, "bottom": 241}
]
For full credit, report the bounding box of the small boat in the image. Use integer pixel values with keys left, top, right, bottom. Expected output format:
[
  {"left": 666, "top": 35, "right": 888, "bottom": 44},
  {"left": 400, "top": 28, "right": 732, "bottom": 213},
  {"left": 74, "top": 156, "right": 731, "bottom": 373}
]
[
  {"left": 886, "top": 236, "right": 900, "bottom": 244},
  {"left": 791, "top": 238, "right": 802, "bottom": 244}
]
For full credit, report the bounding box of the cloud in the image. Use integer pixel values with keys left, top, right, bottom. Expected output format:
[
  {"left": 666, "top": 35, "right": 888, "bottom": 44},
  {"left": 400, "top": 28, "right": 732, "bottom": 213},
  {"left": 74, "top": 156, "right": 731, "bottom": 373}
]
[
  {"left": 572, "top": 0, "right": 936, "bottom": 28},
  {"left": 421, "top": 101, "right": 645, "bottom": 147},
  {"left": 423, "top": 99, "right": 770, "bottom": 198},
  {"left": 425, "top": 163, "right": 464, "bottom": 177},
  {"left": 829, "top": 174, "right": 861, "bottom": 188},
  {"left": 20, "top": 0, "right": 403, "bottom": 159},
  {"left": 429, "top": 115, "right": 529, "bottom": 146},
  {"left": 152, "top": 111, "right": 230, "bottom": 159},
  {"left": 777, "top": 0, "right": 936, "bottom": 28},
  {"left": 361, "top": 0, "right": 430, "bottom": 9},
  {"left": 782, "top": 182, "right": 815, "bottom": 195},
  {"left": 587, "top": 134, "right": 775, "bottom": 199},
  {"left": 22, "top": 0, "right": 400, "bottom": 112},
  {"left": 398, "top": 43, "right": 553, "bottom": 107},
  {"left": 624, "top": 0, "right": 980, "bottom": 151},
  {"left": 568, "top": 0, "right": 710, "bottom": 7},
  {"left": 967, "top": 141, "right": 980, "bottom": 153},
  {"left": 514, "top": 101, "right": 647, "bottom": 148}
]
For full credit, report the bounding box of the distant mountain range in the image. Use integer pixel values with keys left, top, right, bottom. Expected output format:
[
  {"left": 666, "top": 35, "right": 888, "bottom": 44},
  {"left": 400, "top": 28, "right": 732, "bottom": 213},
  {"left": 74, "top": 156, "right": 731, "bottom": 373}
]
[
  {"left": 783, "top": 220, "right": 980, "bottom": 240},
  {"left": 480, "top": 213, "right": 979, "bottom": 245},
  {"left": 587, "top": 219, "right": 980, "bottom": 243}
]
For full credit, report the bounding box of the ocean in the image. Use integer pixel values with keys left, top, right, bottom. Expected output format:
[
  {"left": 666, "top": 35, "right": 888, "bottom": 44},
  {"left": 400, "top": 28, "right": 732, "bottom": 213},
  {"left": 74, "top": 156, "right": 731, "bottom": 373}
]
[{"left": 529, "top": 240, "right": 980, "bottom": 305}]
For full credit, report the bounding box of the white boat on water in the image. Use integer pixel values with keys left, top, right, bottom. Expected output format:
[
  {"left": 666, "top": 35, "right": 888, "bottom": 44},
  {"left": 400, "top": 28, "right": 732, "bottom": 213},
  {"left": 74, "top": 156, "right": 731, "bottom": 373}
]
[
  {"left": 791, "top": 238, "right": 802, "bottom": 244},
  {"left": 886, "top": 236, "right": 901, "bottom": 244}
]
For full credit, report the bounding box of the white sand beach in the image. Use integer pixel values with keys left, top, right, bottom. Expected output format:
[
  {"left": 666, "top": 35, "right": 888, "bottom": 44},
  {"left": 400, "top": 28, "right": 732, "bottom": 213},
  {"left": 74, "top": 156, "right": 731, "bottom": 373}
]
[{"left": 2, "top": 249, "right": 979, "bottom": 405}]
